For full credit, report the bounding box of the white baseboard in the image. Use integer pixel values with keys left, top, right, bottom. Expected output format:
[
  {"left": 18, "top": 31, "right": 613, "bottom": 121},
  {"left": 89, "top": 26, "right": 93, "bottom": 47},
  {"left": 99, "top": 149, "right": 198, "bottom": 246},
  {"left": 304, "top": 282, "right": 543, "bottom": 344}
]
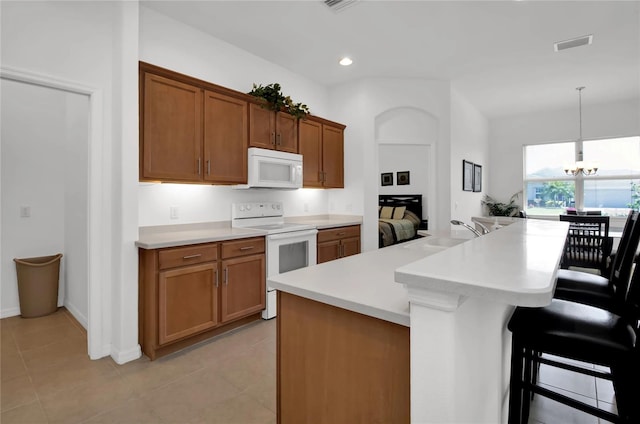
[
  {"left": 110, "top": 344, "right": 142, "bottom": 365},
  {"left": 63, "top": 300, "right": 88, "bottom": 330},
  {"left": 0, "top": 307, "right": 20, "bottom": 319}
]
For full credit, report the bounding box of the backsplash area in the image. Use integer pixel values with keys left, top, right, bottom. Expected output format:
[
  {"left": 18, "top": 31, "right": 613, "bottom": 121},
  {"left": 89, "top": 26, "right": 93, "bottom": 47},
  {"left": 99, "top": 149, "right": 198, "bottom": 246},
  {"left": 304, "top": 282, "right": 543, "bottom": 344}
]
[{"left": 138, "top": 183, "right": 329, "bottom": 226}]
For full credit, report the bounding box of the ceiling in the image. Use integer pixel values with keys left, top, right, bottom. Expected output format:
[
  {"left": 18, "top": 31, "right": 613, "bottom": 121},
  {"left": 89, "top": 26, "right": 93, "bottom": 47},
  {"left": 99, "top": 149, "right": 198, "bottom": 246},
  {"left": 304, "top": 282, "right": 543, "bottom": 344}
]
[{"left": 142, "top": 0, "right": 640, "bottom": 120}]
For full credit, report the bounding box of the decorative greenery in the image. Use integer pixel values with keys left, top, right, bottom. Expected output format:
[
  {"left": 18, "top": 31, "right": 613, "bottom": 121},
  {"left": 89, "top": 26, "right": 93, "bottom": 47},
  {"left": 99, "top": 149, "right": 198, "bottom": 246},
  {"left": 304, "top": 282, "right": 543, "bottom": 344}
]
[
  {"left": 247, "top": 83, "right": 310, "bottom": 119},
  {"left": 629, "top": 181, "right": 640, "bottom": 211},
  {"left": 481, "top": 191, "right": 522, "bottom": 216}
]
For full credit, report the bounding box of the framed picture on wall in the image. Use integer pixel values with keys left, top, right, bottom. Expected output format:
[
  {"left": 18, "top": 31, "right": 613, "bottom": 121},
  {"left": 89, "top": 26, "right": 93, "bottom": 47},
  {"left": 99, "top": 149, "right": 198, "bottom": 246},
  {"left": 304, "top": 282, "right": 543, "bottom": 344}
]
[
  {"left": 381, "top": 172, "right": 393, "bottom": 186},
  {"left": 463, "top": 160, "right": 474, "bottom": 191},
  {"left": 397, "top": 171, "right": 410, "bottom": 185},
  {"left": 473, "top": 164, "right": 482, "bottom": 192}
]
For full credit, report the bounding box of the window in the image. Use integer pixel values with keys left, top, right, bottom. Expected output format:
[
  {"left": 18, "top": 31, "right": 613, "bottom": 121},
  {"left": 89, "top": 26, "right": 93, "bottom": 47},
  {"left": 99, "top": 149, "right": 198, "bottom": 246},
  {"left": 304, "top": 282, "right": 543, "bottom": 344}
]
[{"left": 524, "top": 136, "right": 640, "bottom": 217}]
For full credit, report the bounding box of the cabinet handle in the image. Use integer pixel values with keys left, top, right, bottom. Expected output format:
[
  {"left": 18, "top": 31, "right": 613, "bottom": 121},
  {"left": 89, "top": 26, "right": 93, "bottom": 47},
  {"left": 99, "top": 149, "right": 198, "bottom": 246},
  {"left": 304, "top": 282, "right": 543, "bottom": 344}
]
[
  {"left": 271, "top": 132, "right": 276, "bottom": 145},
  {"left": 224, "top": 268, "right": 228, "bottom": 285},
  {"left": 207, "top": 159, "right": 211, "bottom": 175},
  {"left": 240, "top": 246, "right": 254, "bottom": 251},
  {"left": 183, "top": 254, "right": 202, "bottom": 260},
  {"left": 215, "top": 269, "right": 219, "bottom": 288},
  {"left": 276, "top": 133, "right": 281, "bottom": 146},
  {"left": 197, "top": 158, "right": 201, "bottom": 175},
  {"left": 336, "top": 232, "right": 346, "bottom": 236}
]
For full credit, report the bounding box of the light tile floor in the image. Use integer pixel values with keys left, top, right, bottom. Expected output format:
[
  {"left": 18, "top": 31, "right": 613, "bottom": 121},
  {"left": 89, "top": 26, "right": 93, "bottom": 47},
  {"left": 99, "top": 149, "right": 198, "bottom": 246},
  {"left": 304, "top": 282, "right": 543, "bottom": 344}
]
[
  {"left": 1, "top": 308, "right": 276, "bottom": 423},
  {"left": 1, "top": 308, "right": 617, "bottom": 423}
]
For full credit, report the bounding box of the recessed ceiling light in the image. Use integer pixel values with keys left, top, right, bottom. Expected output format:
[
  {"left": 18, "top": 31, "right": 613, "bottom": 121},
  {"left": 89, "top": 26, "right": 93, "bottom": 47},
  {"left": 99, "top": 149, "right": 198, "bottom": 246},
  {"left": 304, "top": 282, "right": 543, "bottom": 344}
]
[{"left": 339, "top": 57, "right": 353, "bottom": 66}]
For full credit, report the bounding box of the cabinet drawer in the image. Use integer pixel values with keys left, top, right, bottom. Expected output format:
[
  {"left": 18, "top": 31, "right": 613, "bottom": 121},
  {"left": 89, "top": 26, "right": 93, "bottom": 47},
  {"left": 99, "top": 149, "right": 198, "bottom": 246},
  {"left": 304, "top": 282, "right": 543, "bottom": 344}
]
[
  {"left": 317, "top": 225, "right": 360, "bottom": 243},
  {"left": 221, "top": 237, "right": 265, "bottom": 259},
  {"left": 158, "top": 244, "right": 218, "bottom": 270}
]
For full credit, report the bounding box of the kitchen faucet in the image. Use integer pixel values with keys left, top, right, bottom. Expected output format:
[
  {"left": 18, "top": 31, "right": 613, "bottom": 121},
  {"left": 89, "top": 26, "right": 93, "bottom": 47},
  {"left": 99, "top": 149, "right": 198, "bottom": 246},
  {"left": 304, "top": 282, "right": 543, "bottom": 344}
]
[{"left": 450, "top": 220, "right": 483, "bottom": 238}]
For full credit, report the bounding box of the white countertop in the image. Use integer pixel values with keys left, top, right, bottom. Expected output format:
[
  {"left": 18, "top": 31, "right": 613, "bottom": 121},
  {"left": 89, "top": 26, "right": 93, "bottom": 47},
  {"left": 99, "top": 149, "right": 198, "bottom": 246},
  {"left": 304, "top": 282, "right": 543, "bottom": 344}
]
[
  {"left": 136, "top": 215, "right": 362, "bottom": 249},
  {"left": 269, "top": 219, "right": 569, "bottom": 326},
  {"left": 268, "top": 236, "right": 464, "bottom": 326},
  {"left": 135, "top": 222, "right": 266, "bottom": 249},
  {"left": 396, "top": 219, "right": 569, "bottom": 307},
  {"left": 285, "top": 214, "right": 362, "bottom": 229}
]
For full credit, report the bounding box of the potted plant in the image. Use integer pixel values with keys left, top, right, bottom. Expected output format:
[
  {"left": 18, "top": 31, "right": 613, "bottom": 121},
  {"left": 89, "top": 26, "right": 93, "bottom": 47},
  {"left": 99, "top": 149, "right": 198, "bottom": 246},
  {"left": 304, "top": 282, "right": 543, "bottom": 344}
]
[
  {"left": 481, "top": 191, "right": 522, "bottom": 216},
  {"left": 248, "top": 83, "right": 310, "bottom": 119}
]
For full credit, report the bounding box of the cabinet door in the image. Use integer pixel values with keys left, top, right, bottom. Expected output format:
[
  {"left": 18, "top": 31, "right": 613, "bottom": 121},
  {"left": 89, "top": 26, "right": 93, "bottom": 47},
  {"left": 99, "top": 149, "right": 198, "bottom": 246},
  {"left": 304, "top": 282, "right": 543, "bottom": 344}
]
[
  {"left": 317, "top": 240, "right": 341, "bottom": 264},
  {"left": 203, "top": 90, "right": 248, "bottom": 184},
  {"left": 221, "top": 254, "right": 266, "bottom": 323},
  {"left": 249, "top": 103, "right": 276, "bottom": 149},
  {"left": 276, "top": 112, "right": 298, "bottom": 153},
  {"left": 142, "top": 73, "right": 202, "bottom": 181},
  {"left": 341, "top": 237, "right": 361, "bottom": 258},
  {"left": 158, "top": 262, "right": 218, "bottom": 345},
  {"left": 322, "top": 125, "right": 344, "bottom": 188},
  {"left": 299, "top": 119, "right": 323, "bottom": 188}
]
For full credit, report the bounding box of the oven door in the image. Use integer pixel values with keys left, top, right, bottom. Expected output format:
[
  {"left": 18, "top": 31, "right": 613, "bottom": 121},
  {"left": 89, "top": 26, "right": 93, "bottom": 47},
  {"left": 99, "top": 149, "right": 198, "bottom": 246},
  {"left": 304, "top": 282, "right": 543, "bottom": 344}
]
[{"left": 263, "top": 228, "right": 317, "bottom": 319}]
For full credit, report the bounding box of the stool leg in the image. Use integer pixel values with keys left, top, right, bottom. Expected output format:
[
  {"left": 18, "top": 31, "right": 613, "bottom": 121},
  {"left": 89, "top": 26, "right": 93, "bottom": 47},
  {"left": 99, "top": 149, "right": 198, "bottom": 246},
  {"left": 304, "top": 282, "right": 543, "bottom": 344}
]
[
  {"left": 611, "top": 359, "right": 639, "bottom": 423},
  {"left": 530, "top": 350, "right": 540, "bottom": 400},
  {"left": 522, "top": 348, "right": 533, "bottom": 423},
  {"left": 509, "top": 337, "right": 524, "bottom": 424}
]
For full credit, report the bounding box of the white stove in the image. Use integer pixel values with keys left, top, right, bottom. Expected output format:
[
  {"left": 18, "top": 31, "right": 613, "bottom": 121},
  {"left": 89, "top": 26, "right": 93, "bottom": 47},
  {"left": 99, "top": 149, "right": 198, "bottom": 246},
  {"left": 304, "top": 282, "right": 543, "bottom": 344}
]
[{"left": 231, "top": 202, "right": 317, "bottom": 319}]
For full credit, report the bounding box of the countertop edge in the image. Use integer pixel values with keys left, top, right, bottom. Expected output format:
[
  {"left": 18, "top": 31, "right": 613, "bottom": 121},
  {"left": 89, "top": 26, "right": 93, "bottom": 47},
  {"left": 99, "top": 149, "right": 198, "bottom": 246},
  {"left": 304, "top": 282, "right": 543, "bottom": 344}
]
[{"left": 268, "top": 280, "right": 410, "bottom": 327}]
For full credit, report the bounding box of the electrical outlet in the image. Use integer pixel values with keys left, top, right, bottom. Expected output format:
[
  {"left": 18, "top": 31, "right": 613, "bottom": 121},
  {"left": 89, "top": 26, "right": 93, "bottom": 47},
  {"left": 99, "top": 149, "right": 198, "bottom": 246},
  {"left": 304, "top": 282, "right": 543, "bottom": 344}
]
[
  {"left": 170, "top": 206, "right": 179, "bottom": 219},
  {"left": 20, "top": 206, "right": 31, "bottom": 218},
  {"left": 304, "top": 203, "right": 309, "bottom": 212},
  {"left": 346, "top": 203, "right": 352, "bottom": 212}
]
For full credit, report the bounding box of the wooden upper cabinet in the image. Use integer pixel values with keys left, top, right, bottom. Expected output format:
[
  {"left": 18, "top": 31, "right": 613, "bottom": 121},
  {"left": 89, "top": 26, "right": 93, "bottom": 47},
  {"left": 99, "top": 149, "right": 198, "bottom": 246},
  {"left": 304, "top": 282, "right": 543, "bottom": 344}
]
[
  {"left": 298, "top": 118, "right": 345, "bottom": 189},
  {"left": 203, "top": 90, "right": 248, "bottom": 184},
  {"left": 248, "top": 103, "right": 276, "bottom": 149},
  {"left": 299, "top": 119, "right": 323, "bottom": 188},
  {"left": 141, "top": 73, "right": 203, "bottom": 181},
  {"left": 275, "top": 112, "right": 298, "bottom": 153},
  {"left": 322, "top": 124, "right": 344, "bottom": 188},
  {"left": 249, "top": 103, "right": 298, "bottom": 153}
]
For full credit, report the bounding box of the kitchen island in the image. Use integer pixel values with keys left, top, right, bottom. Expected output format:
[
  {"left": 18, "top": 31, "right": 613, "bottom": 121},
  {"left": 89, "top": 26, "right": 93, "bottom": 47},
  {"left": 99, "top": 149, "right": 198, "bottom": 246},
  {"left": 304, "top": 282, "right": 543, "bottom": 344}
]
[{"left": 268, "top": 219, "right": 568, "bottom": 423}]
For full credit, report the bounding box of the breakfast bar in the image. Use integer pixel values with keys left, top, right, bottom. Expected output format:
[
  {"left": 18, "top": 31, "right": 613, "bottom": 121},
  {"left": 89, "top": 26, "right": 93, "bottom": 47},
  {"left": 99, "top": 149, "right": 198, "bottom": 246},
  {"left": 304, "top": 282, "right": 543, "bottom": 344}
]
[{"left": 268, "top": 219, "right": 569, "bottom": 423}]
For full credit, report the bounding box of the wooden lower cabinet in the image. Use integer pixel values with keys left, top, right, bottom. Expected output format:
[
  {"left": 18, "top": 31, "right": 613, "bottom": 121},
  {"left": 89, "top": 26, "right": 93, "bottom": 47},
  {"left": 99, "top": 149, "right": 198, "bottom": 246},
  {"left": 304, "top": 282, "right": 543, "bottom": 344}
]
[
  {"left": 317, "top": 225, "right": 361, "bottom": 264},
  {"left": 158, "top": 262, "right": 219, "bottom": 345},
  {"left": 139, "top": 237, "right": 265, "bottom": 360},
  {"left": 221, "top": 254, "right": 265, "bottom": 323},
  {"left": 277, "top": 291, "right": 410, "bottom": 423}
]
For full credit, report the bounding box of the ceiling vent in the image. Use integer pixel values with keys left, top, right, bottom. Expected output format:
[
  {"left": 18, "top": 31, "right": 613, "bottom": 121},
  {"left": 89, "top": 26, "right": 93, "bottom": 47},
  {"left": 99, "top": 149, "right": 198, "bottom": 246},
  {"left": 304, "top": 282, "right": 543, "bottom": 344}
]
[
  {"left": 554, "top": 34, "right": 593, "bottom": 52},
  {"left": 324, "top": 0, "right": 360, "bottom": 13}
]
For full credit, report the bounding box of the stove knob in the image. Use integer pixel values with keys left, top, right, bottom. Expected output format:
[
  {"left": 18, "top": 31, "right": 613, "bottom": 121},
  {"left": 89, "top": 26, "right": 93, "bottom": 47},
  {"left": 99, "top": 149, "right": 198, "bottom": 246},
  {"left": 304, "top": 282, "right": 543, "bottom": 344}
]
[
  {"left": 277, "top": 204, "right": 282, "bottom": 210},
  {"left": 246, "top": 205, "right": 252, "bottom": 210},
  {"left": 272, "top": 204, "right": 276, "bottom": 209},
  {"left": 239, "top": 205, "right": 245, "bottom": 212}
]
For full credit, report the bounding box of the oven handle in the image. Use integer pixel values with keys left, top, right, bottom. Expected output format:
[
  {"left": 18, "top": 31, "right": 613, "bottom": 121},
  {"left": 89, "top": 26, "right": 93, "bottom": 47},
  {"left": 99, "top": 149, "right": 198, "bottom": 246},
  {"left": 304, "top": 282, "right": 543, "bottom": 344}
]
[{"left": 267, "top": 229, "right": 318, "bottom": 241}]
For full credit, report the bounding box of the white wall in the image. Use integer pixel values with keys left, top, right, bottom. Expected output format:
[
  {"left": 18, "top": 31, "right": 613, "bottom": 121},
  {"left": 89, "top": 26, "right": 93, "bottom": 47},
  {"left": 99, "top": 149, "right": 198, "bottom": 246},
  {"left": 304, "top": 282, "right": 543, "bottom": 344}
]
[
  {"left": 450, "top": 88, "right": 489, "bottom": 224},
  {"left": 138, "top": 6, "right": 332, "bottom": 226},
  {"left": 1, "top": 0, "right": 141, "bottom": 363},
  {"left": 0, "top": 81, "right": 86, "bottom": 319},
  {"left": 328, "top": 78, "right": 453, "bottom": 251},
  {"left": 377, "top": 107, "right": 436, "bottom": 220},
  {"left": 378, "top": 144, "right": 430, "bottom": 215},
  {"left": 489, "top": 98, "right": 640, "bottom": 206}
]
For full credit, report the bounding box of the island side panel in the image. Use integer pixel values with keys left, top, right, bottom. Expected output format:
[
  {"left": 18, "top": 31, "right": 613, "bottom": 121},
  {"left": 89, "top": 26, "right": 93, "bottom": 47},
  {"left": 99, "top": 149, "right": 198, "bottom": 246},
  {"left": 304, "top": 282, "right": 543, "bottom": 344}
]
[{"left": 276, "top": 291, "right": 410, "bottom": 424}]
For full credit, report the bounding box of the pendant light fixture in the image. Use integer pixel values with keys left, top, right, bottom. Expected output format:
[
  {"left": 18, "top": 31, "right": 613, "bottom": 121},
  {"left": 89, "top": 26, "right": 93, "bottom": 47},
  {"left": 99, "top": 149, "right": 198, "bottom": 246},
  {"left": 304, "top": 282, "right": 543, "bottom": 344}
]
[{"left": 564, "top": 87, "right": 598, "bottom": 176}]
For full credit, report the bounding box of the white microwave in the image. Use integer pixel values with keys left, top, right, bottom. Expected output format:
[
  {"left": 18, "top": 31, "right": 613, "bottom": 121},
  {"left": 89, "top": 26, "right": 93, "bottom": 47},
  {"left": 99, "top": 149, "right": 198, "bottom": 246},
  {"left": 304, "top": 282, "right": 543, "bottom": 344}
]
[{"left": 234, "top": 147, "right": 303, "bottom": 189}]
